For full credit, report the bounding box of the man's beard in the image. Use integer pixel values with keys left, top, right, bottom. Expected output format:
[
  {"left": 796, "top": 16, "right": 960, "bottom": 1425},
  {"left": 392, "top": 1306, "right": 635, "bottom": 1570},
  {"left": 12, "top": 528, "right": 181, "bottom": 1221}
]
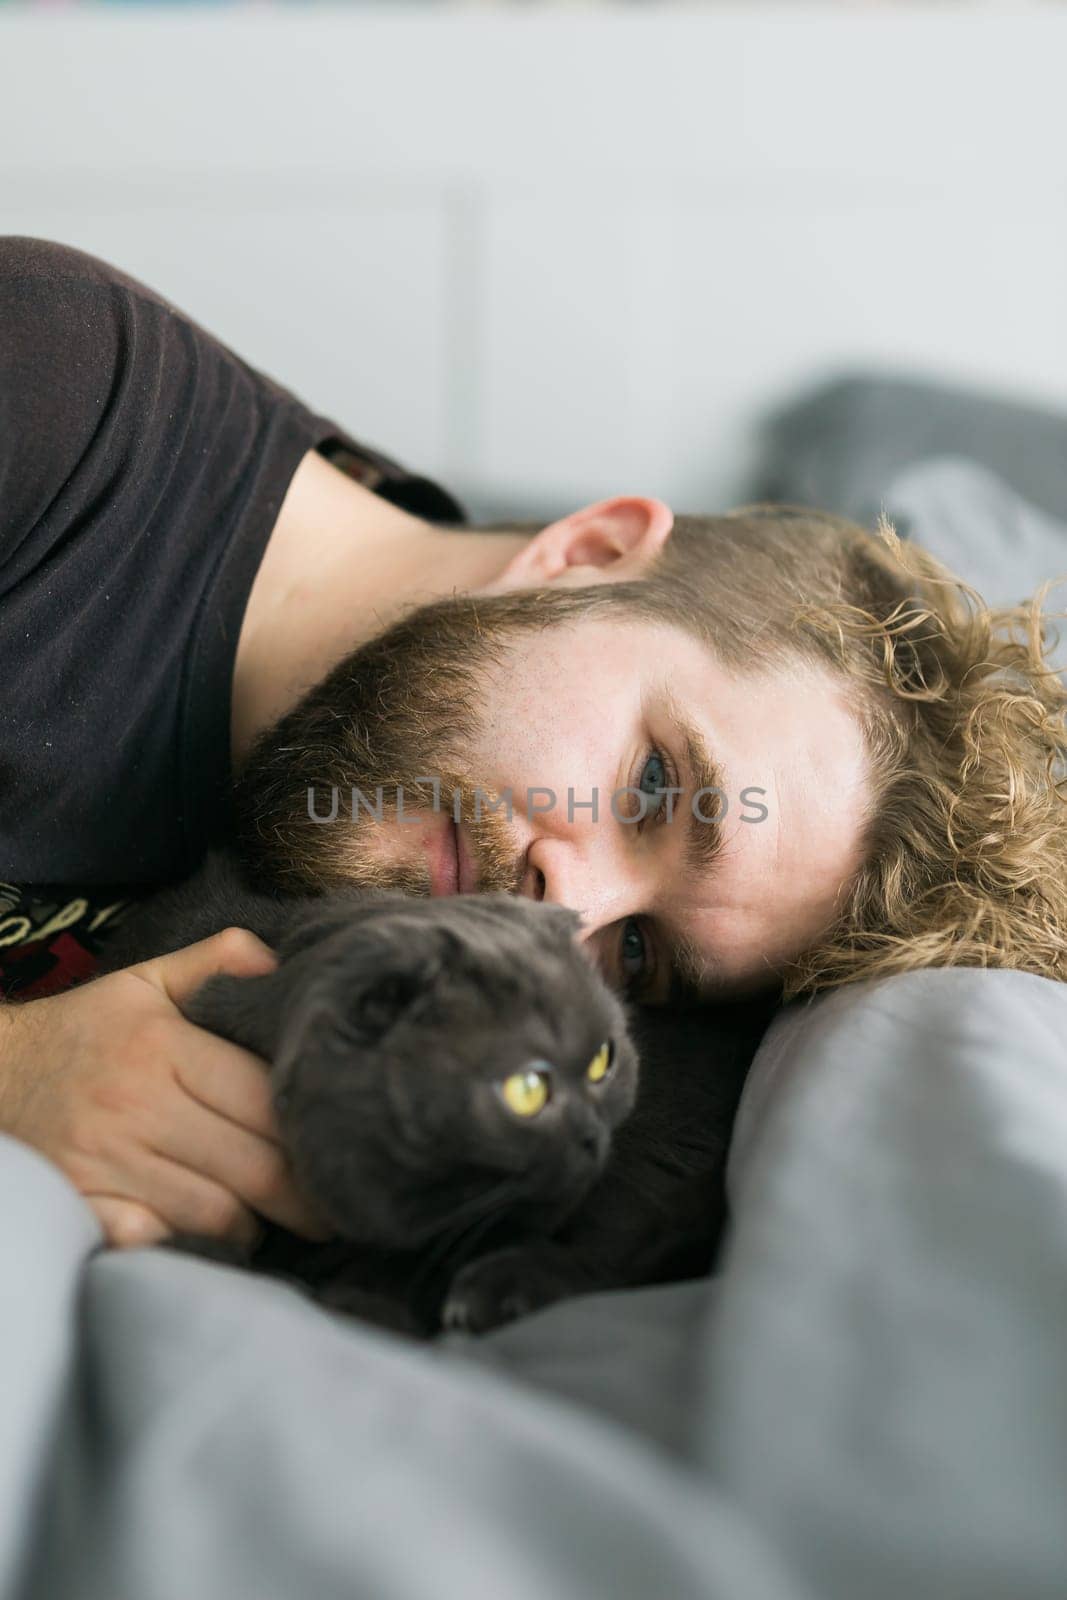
[{"left": 230, "top": 580, "right": 623, "bottom": 898}]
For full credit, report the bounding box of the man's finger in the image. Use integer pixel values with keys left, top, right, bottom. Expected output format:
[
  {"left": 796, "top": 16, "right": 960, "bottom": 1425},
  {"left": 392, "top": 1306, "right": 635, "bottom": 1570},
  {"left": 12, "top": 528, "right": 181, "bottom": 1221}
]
[
  {"left": 89, "top": 1195, "right": 173, "bottom": 1250},
  {"left": 171, "top": 1026, "right": 285, "bottom": 1146},
  {"left": 138, "top": 926, "right": 279, "bottom": 1007},
  {"left": 153, "top": 1087, "right": 335, "bottom": 1242},
  {"left": 107, "top": 1150, "right": 266, "bottom": 1252}
]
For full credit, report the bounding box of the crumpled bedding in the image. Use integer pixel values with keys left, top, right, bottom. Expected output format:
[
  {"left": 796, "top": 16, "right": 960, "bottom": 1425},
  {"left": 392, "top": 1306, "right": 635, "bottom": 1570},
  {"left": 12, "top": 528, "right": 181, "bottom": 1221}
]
[{"left": 4, "top": 964, "right": 1067, "bottom": 1600}]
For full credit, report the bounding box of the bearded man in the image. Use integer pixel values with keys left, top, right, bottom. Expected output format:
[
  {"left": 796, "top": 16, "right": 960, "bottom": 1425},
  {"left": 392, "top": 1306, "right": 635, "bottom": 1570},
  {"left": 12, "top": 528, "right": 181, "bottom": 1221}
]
[{"left": 1, "top": 236, "right": 1064, "bottom": 1254}]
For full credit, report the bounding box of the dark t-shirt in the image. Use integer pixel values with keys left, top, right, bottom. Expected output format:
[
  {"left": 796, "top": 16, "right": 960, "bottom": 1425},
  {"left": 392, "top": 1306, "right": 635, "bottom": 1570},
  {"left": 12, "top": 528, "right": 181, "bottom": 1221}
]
[{"left": 0, "top": 236, "right": 467, "bottom": 999}]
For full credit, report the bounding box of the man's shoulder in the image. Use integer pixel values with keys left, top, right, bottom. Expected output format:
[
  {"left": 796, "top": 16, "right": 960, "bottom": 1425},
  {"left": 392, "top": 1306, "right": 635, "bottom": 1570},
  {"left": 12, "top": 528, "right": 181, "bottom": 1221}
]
[
  {"left": 0, "top": 236, "right": 469, "bottom": 529},
  {"left": 0, "top": 234, "right": 111, "bottom": 285},
  {"left": 0, "top": 240, "right": 141, "bottom": 579},
  {"left": 0, "top": 234, "right": 186, "bottom": 315}
]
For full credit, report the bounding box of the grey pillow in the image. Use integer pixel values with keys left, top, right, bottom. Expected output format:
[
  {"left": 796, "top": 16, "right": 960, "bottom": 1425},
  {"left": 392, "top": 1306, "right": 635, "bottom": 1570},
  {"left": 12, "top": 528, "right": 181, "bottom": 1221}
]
[
  {"left": 753, "top": 371, "right": 1067, "bottom": 527},
  {"left": 883, "top": 456, "right": 1067, "bottom": 678}
]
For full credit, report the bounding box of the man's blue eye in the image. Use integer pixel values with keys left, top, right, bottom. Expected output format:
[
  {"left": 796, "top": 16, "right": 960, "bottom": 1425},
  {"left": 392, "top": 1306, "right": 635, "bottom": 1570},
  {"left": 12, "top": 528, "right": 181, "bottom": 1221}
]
[
  {"left": 635, "top": 751, "right": 670, "bottom": 829},
  {"left": 639, "top": 753, "right": 667, "bottom": 795}
]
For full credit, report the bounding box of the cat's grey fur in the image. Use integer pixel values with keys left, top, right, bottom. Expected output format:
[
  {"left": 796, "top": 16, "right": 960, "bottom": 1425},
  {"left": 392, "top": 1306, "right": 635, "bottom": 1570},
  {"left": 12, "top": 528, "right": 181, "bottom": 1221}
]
[{"left": 97, "top": 852, "right": 639, "bottom": 1334}]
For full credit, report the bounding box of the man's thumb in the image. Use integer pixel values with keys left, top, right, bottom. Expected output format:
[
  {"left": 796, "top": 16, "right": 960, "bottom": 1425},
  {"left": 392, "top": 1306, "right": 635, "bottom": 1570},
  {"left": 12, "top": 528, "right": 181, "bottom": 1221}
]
[{"left": 139, "top": 927, "right": 280, "bottom": 1007}]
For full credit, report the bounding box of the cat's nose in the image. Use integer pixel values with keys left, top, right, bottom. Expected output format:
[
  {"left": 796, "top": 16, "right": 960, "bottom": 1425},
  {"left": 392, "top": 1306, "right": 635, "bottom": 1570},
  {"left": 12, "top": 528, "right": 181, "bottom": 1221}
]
[{"left": 576, "top": 1120, "right": 609, "bottom": 1165}]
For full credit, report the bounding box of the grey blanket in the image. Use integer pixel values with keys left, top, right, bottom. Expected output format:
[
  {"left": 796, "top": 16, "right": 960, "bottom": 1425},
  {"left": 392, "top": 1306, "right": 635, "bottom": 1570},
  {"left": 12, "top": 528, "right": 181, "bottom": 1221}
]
[{"left": 4, "top": 964, "right": 1067, "bottom": 1600}]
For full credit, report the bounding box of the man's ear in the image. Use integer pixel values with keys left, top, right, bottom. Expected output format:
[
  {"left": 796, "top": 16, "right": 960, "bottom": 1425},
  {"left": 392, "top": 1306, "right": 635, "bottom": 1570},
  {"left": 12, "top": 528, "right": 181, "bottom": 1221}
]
[{"left": 483, "top": 496, "right": 674, "bottom": 593}]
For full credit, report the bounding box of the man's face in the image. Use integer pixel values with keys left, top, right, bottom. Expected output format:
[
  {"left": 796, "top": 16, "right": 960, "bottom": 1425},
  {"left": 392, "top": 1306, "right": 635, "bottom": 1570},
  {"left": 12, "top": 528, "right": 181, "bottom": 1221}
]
[{"left": 249, "top": 585, "right": 871, "bottom": 1004}]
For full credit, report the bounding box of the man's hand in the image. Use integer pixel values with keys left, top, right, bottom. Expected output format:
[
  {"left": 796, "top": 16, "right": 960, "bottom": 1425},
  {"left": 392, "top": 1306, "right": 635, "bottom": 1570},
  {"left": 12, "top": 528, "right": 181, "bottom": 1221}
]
[{"left": 0, "top": 929, "right": 335, "bottom": 1251}]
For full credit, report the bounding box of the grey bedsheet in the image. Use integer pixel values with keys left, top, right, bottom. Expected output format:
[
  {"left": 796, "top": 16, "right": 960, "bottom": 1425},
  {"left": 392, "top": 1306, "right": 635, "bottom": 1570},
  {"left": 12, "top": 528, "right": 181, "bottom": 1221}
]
[{"left": 4, "top": 965, "right": 1067, "bottom": 1600}]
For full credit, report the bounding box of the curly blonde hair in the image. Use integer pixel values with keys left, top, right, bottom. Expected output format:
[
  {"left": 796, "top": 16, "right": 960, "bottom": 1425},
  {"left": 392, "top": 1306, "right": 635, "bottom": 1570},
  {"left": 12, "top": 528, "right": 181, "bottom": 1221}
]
[{"left": 638, "top": 505, "right": 1067, "bottom": 1002}]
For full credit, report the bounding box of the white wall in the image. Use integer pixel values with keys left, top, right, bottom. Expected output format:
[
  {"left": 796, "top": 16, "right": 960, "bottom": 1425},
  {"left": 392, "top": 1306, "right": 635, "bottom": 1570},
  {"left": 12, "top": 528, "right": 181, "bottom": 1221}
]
[{"left": 2, "top": 4, "right": 1065, "bottom": 521}]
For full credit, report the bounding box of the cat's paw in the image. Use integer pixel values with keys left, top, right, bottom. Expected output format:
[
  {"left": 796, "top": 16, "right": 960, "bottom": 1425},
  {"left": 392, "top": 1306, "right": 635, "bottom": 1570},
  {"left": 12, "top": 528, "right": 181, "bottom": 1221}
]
[{"left": 440, "top": 1246, "right": 581, "bottom": 1335}]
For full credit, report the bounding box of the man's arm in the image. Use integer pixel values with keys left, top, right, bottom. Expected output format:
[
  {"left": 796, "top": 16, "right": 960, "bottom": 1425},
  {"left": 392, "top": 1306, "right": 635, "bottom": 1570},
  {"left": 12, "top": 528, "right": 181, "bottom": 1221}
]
[{"left": 0, "top": 929, "right": 333, "bottom": 1249}]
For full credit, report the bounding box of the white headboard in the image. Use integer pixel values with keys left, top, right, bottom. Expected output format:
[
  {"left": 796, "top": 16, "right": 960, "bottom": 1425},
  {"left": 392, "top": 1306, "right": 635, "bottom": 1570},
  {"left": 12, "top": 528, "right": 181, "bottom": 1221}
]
[{"left": 2, "top": 4, "right": 1065, "bottom": 520}]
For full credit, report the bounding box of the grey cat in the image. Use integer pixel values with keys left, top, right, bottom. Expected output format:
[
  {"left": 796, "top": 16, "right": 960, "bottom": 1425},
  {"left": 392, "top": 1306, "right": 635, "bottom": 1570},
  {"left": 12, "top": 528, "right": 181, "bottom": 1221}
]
[{"left": 97, "top": 851, "right": 640, "bottom": 1335}]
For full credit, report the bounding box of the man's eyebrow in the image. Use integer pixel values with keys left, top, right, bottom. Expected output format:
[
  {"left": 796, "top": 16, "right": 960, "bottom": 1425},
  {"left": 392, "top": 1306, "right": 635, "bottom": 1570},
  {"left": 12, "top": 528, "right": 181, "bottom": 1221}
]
[
  {"left": 660, "top": 692, "right": 728, "bottom": 876},
  {"left": 658, "top": 689, "right": 730, "bottom": 1002}
]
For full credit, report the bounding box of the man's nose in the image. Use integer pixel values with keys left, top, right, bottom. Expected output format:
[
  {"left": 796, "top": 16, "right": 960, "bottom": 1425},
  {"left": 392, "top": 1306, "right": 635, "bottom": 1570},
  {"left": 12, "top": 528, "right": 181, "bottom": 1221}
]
[{"left": 520, "top": 833, "right": 638, "bottom": 935}]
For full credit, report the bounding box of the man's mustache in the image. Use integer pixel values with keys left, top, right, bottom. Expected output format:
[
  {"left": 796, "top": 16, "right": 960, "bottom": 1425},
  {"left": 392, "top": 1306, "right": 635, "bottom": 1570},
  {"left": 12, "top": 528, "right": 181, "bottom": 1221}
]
[{"left": 306, "top": 779, "right": 528, "bottom": 898}]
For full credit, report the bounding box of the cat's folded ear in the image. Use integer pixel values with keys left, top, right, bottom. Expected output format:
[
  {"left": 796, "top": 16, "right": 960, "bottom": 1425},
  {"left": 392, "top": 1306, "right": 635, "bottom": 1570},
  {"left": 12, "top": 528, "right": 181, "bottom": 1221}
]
[{"left": 179, "top": 891, "right": 438, "bottom": 1064}]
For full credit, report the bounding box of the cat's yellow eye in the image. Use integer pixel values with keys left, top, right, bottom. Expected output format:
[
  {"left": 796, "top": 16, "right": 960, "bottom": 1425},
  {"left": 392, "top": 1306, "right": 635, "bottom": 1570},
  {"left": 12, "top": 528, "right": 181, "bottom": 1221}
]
[
  {"left": 586, "top": 1042, "right": 613, "bottom": 1084},
  {"left": 502, "top": 1069, "right": 550, "bottom": 1118}
]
